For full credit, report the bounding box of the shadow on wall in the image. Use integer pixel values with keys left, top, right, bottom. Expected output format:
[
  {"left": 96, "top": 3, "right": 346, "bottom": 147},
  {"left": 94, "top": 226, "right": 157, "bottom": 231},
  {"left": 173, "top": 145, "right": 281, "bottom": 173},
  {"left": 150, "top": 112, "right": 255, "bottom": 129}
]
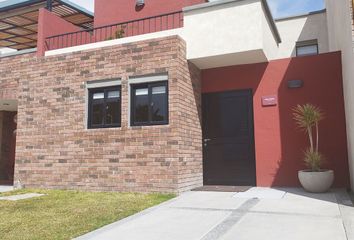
[
  {"left": 189, "top": 62, "right": 203, "bottom": 126},
  {"left": 273, "top": 53, "right": 350, "bottom": 187},
  {"left": 289, "top": 12, "right": 329, "bottom": 57},
  {"left": 273, "top": 12, "right": 346, "bottom": 186}
]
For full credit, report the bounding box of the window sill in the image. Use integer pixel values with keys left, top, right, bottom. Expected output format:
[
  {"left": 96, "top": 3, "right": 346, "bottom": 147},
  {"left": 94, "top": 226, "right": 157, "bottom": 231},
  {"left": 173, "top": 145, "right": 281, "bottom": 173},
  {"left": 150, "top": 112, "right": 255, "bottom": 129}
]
[
  {"left": 128, "top": 124, "right": 170, "bottom": 130},
  {"left": 86, "top": 126, "right": 122, "bottom": 131}
]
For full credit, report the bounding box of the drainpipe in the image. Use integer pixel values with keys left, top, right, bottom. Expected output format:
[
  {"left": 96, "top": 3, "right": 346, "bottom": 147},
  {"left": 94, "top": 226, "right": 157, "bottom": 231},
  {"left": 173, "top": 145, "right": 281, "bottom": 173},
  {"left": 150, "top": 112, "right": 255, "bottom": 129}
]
[{"left": 46, "top": 0, "right": 53, "bottom": 11}]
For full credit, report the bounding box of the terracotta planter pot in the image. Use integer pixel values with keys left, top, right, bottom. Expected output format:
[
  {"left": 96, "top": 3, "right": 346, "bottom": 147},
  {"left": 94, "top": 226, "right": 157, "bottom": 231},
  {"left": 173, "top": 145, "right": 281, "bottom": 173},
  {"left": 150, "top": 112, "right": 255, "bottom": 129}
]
[{"left": 298, "top": 170, "right": 334, "bottom": 193}]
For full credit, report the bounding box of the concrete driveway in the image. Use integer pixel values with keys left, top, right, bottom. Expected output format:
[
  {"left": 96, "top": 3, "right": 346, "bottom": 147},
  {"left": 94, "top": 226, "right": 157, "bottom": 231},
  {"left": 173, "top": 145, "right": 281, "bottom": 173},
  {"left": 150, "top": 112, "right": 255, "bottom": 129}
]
[{"left": 76, "top": 188, "right": 354, "bottom": 240}]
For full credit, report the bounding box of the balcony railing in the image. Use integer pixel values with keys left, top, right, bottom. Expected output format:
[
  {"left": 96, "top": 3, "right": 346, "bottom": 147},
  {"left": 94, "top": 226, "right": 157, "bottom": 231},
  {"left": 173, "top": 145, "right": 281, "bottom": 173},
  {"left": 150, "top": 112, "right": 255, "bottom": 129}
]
[{"left": 45, "top": 11, "right": 183, "bottom": 51}]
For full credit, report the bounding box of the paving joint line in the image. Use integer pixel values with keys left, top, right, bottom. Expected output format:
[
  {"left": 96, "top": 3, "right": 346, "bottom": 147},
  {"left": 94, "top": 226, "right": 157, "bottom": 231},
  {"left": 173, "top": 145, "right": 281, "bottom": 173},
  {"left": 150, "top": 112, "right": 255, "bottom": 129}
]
[
  {"left": 171, "top": 206, "right": 341, "bottom": 219},
  {"left": 334, "top": 190, "right": 354, "bottom": 240},
  {"left": 199, "top": 198, "right": 260, "bottom": 240}
]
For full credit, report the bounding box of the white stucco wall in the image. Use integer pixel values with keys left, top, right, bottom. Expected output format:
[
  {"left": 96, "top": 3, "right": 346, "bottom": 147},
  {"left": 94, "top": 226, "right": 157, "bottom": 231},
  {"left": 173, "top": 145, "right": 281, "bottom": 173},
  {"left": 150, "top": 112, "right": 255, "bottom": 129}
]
[
  {"left": 182, "top": 0, "right": 280, "bottom": 68},
  {"left": 183, "top": 0, "right": 264, "bottom": 60},
  {"left": 273, "top": 12, "right": 329, "bottom": 59},
  {"left": 325, "top": 0, "right": 354, "bottom": 191},
  {"left": 262, "top": 3, "right": 279, "bottom": 59}
]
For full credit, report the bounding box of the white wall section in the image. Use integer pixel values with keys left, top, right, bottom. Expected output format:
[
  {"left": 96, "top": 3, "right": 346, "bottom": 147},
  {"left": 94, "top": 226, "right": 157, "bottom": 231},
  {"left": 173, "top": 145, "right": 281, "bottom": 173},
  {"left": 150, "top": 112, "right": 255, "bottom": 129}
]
[
  {"left": 274, "top": 11, "right": 329, "bottom": 59},
  {"left": 325, "top": 0, "right": 354, "bottom": 191},
  {"left": 182, "top": 0, "right": 279, "bottom": 69}
]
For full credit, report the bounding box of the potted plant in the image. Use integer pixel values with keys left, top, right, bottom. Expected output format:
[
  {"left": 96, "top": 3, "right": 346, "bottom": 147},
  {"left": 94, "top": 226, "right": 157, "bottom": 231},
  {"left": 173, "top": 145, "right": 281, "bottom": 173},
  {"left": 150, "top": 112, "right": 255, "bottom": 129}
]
[{"left": 293, "top": 104, "right": 334, "bottom": 193}]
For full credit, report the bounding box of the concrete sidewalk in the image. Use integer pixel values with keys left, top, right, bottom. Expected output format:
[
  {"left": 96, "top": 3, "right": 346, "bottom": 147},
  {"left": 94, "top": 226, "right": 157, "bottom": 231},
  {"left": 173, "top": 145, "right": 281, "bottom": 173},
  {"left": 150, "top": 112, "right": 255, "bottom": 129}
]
[
  {"left": 0, "top": 185, "right": 13, "bottom": 193},
  {"left": 76, "top": 188, "right": 354, "bottom": 240}
]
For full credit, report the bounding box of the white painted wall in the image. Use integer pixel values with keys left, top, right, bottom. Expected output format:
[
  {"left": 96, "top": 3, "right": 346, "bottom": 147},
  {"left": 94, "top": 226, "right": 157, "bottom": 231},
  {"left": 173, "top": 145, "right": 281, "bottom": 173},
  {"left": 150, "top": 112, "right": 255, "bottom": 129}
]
[
  {"left": 325, "top": 0, "right": 354, "bottom": 191},
  {"left": 183, "top": 0, "right": 264, "bottom": 61},
  {"left": 0, "top": 48, "right": 16, "bottom": 55},
  {"left": 273, "top": 12, "right": 329, "bottom": 59},
  {"left": 182, "top": 0, "right": 280, "bottom": 68},
  {"left": 262, "top": 3, "right": 279, "bottom": 59}
]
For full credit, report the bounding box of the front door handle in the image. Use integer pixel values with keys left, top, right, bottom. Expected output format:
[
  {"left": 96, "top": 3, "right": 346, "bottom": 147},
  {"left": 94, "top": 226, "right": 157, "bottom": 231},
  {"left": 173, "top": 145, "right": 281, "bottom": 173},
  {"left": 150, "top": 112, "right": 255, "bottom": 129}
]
[{"left": 203, "top": 138, "right": 211, "bottom": 147}]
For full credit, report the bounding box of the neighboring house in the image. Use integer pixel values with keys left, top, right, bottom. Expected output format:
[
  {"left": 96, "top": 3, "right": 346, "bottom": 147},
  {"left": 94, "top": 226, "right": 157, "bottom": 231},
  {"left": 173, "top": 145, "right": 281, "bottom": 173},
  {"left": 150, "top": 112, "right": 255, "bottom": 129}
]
[{"left": 0, "top": 0, "right": 353, "bottom": 193}]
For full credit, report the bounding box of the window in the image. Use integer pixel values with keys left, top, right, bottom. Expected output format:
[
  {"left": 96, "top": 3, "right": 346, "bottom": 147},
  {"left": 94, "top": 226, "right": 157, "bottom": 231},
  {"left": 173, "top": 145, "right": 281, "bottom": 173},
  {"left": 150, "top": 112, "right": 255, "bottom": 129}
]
[
  {"left": 88, "top": 86, "right": 121, "bottom": 129},
  {"left": 131, "top": 81, "right": 168, "bottom": 126},
  {"left": 296, "top": 40, "right": 318, "bottom": 57}
]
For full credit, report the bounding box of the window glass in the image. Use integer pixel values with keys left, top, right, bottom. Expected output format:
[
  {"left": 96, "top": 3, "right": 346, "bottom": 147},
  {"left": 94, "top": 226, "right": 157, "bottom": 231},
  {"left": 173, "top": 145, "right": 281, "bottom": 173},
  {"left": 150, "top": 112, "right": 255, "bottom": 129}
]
[
  {"left": 152, "top": 86, "right": 166, "bottom": 95},
  {"left": 297, "top": 45, "right": 318, "bottom": 56},
  {"left": 134, "top": 87, "right": 149, "bottom": 123},
  {"left": 88, "top": 86, "right": 121, "bottom": 129},
  {"left": 131, "top": 82, "right": 168, "bottom": 126},
  {"left": 108, "top": 90, "right": 120, "bottom": 98},
  {"left": 92, "top": 102, "right": 104, "bottom": 125},
  {"left": 135, "top": 88, "right": 148, "bottom": 96},
  {"left": 106, "top": 100, "right": 120, "bottom": 125},
  {"left": 151, "top": 86, "right": 167, "bottom": 122},
  {"left": 93, "top": 92, "right": 104, "bottom": 99}
]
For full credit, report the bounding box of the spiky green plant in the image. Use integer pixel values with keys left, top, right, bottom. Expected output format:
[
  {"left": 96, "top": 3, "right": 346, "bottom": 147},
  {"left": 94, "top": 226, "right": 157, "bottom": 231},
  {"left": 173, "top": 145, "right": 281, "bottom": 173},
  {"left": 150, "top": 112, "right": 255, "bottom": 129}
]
[
  {"left": 293, "top": 104, "right": 324, "bottom": 171},
  {"left": 105, "top": 25, "right": 126, "bottom": 40},
  {"left": 303, "top": 148, "right": 323, "bottom": 172}
]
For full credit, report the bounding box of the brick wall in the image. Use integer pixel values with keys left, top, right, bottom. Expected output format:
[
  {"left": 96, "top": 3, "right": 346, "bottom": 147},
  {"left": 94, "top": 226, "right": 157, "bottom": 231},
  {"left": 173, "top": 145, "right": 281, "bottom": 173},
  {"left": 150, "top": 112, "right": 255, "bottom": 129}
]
[
  {"left": 0, "top": 36, "right": 202, "bottom": 193},
  {"left": 0, "top": 53, "right": 34, "bottom": 100},
  {"left": 176, "top": 45, "right": 203, "bottom": 191}
]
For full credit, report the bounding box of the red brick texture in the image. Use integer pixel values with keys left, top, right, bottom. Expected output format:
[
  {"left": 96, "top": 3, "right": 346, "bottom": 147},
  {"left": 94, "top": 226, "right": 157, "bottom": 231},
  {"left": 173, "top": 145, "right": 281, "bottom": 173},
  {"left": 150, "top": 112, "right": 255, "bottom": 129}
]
[
  {"left": 0, "top": 36, "right": 202, "bottom": 193},
  {"left": 0, "top": 53, "right": 34, "bottom": 100}
]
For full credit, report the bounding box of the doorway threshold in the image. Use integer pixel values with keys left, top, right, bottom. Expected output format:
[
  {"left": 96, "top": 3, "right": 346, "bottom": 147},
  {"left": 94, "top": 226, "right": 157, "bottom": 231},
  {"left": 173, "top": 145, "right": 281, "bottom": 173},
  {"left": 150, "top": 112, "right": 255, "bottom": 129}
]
[
  {"left": 0, "top": 185, "right": 14, "bottom": 193},
  {"left": 192, "top": 185, "right": 252, "bottom": 192}
]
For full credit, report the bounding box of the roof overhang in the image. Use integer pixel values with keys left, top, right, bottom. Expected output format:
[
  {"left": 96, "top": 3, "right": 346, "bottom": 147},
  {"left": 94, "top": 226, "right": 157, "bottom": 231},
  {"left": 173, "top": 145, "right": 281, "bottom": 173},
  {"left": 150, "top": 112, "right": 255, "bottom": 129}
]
[{"left": 0, "top": 0, "right": 94, "bottom": 50}]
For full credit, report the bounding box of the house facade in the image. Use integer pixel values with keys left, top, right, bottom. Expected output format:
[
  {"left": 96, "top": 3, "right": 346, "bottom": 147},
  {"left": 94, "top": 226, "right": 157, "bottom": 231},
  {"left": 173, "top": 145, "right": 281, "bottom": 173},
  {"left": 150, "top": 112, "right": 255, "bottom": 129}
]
[{"left": 0, "top": 0, "right": 353, "bottom": 193}]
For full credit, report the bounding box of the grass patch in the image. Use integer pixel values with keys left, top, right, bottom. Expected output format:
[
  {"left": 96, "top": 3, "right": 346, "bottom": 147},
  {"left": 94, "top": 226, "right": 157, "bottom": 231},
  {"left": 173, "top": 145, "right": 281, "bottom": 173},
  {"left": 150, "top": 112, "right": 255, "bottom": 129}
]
[{"left": 0, "top": 189, "right": 174, "bottom": 240}]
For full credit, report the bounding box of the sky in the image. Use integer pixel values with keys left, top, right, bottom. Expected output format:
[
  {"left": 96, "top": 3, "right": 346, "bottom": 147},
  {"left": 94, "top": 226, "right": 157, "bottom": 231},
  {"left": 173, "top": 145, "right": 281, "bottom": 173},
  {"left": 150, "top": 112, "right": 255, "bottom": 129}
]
[
  {"left": 0, "top": 0, "right": 325, "bottom": 53},
  {"left": 267, "top": 0, "right": 325, "bottom": 18}
]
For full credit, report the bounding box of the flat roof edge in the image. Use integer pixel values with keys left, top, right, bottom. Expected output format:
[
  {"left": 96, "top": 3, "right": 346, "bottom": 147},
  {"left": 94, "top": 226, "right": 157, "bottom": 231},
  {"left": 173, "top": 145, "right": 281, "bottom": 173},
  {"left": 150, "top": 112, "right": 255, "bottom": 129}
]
[
  {"left": 183, "top": 0, "right": 281, "bottom": 44},
  {"left": 0, "top": 48, "right": 36, "bottom": 58},
  {"left": 183, "top": 0, "right": 246, "bottom": 12},
  {"left": 275, "top": 9, "right": 326, "bottom": 22},
  {"left": 261, "top": 0, "right": 281, "bottom": 44}
]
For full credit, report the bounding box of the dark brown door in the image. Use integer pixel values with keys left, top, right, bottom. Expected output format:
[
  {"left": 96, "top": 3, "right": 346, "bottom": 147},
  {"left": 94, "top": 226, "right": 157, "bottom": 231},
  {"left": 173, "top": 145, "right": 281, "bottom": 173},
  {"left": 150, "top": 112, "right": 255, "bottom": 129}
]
[{"left": 202, "top": 89, "right": 256, "bottom": 186}]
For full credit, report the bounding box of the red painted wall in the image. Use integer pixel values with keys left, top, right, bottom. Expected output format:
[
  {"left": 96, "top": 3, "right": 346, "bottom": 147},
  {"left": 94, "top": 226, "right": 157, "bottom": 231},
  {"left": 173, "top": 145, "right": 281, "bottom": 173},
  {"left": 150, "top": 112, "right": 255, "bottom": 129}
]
[
  {"left": 202, "top": 52, "right": 350, "bottom": 187},
  {"left": 94, "top": 0, "right": 206, "bottom": 27},
  {"left": 37, "top": 8, "right": 92, "bottom": 55}
]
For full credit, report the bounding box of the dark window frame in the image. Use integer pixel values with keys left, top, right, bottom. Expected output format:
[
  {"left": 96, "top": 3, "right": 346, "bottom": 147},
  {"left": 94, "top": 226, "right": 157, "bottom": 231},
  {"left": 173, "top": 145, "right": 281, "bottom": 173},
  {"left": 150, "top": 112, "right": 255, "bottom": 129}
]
[
  {"left": 296, "top": 40, "right": 319, "bottom": 57},
  {"left": 130, "top": 81, "right": 169, "bottom": 126},
  {"left": 88, "top": 85, "right": 121, "bottom": 129}
]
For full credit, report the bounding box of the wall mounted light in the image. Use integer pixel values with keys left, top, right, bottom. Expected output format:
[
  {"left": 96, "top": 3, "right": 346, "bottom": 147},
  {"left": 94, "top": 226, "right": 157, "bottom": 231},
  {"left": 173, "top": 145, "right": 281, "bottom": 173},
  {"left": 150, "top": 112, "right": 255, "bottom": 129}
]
[
  {"left": 287, "top": 80, "right": 303, "bottom": 89},
  {"left": 136, "top": 0, "right": 145, "bottom": 6}
]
